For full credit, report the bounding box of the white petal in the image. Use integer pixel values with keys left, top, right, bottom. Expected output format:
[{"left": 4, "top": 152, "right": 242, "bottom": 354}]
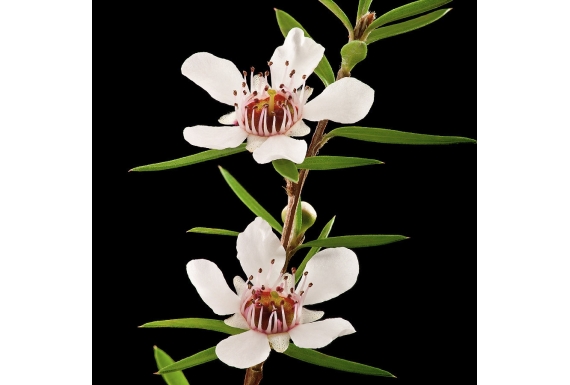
[
  {"left": 181, "top": 52, "right": 244, "bottom": 106},
  {"left": 233, "top": 276, "right": 246, "bottom": 297},
  {"left": 246, "top": 135, "right": 268, "bottom": 152},
  {"left": 301, "top": 247, "right": 359, "bottom": 306},
  {"left": 270, "top": 28, "right": 325, "bottom": 89},
  {"left": 236, "top": 217, "right": 285, "bottom": 285},
  {"left": 252, "top": 135, "right": 307, "bottom": 164},
  {"left": 288, "top": 318, "right": 355, "bottom": 349},
  {"left": 224, "top": 313, "right": 250, "bottom": 330},
  {"left": 183, "top": 125, "right": 248, "bottom": 150},
  {"left": 218, "top": 111, "right": 237, "bottom": 125},
  {"left": 268, "top": 332, "right": 290, "bottom": 353},
  {"left": 300, "top": 308, "right": 324, "bottom": 324},
  {"left": 187, "top": 259, "right": 240, "bottom": 315},
  {"left": 287, "top": 120, "right": 311, "bottom": 137},
  {"left": 303, "top": 77, "right": 374, "bottom": 123},
  {"left": 216, "top": 330, "right": 271, "bottom": 369}
]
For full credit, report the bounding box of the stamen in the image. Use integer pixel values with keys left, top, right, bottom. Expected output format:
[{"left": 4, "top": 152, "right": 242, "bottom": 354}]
[
  {"left": 257, "top": 306, "right": 264, "bottom": 330},
  {"left": 280, "top": 301, "right": 288, "bottom": 332},
  {"left": 233, "top": 90, "right": 237, "bottom": 96},
  {"left": 279, "top": 83, "right": 284, "bottom": 88},
  {"left": 289, "top": 69, "right": 296, "bottom": 78},
  {"left": 267, "top": 61, "right": 273, "bottom": 66},
  {"left": 242, "top": 82, "right": 246, "bottom": 87}
]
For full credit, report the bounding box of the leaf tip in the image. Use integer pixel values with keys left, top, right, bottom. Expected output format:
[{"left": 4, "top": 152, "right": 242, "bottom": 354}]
[
  {"left": 153, "top": 371, "right": 160, "bottom": 375},
  {"left": 153, "top": 345, "right": 158, "bottom": 350},
  {"left": 274, "top": 7, "right": 279, "bottom": 11}
]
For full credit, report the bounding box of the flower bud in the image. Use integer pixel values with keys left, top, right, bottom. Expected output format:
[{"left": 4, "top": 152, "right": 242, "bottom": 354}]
[{"left": 281, "top": 201, "right": 317, "bottom": 234}]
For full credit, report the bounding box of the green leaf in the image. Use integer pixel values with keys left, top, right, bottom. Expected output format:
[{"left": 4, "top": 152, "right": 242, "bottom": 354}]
[
  {"left": 154, "top": 346, "right": 191, "bottom": 385},
  {"left": 366, "top": 0, "right": 452, "bottom": 32},
  {"left": 366, "top": 9, "right": 452, "bottom": 44},
  {"left": 297, "top": 156, "right": 382, "bottom": 170},
  {"left": 158, "top": 347, "right": 217, "bottom": 374},
  {"left": 325, "top": 126, "right": 476, "bottom": 145},
  {"left": 340, "top": 41, "right": 368, "bottom": 73},
  {"left": 284, "top": 343, "right": 395, "bottom": 377},
  {"left": 272, "top": 159, "right": 300, "bottom": 183},
  {"left": 357, "top": 0, "right": 374, "bottom": 20},
  {"left": 219, "top": 167, "right": 283, "bottom": 233},
  {"left": 187, "top": 227, "right": 239, "bottom": 236},
  {"left": 297, "top": 235, "right": 408, "bottom": 249},
  {"left": 295, "top": 216, "right": 335, "bottom": 283},
  {"left": 129, "top": 145, "right": 247, "bottom": 172},
  {"left": 140, "top": 318, "right": 245, "bottom": 335},
  {"left": 319, "top": 0, "right": 354, "bottom": 36},
  {"left": 274, "top": 9, "right": 336, "bottom": 87},
  {"left": 294, "top": 198, "right": 303, "bottom": 237}
]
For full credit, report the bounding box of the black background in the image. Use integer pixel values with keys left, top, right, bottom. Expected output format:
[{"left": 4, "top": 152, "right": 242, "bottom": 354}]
[{"left": 104, "top": 0, "right": 474, "bottom": 384}]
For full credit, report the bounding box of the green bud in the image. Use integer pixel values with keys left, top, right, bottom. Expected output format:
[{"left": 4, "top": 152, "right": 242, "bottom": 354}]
[{"left": 281, "top": 201, "right": 317, "bottom": 234}]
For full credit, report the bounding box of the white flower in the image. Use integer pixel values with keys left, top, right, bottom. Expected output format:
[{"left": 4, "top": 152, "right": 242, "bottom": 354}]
[
  {"left": 181, "top": 28, "right": 375, "bottom": 164},
  {"left": 187, "top": 217, "right": 359, "bottom": 369}
]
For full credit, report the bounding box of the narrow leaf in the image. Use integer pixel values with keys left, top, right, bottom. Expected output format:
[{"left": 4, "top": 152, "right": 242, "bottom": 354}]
[
  {"left": 297, "top": 156, "right": 382, "bottom": 170},
  {"left": 366, "top": 9, "right": 452, "bottom": 44},
  {"left": 187, "top": 227, "right": 239, "bottom": 236},
  {"left": 319, "top": 0, "right": 354, "bottom": 36},
  {"left": 272, "top": 159, "right": 300, "bottom": 183},
  {"left": 297, "top": 235, "right": 408, "bottom": 249},
  {"left": 284, "top": 343, "right": 395, "bottom": 377},
  {"left": 326, "top": 126, "right": 476, "bottom": 145},
  {"left": 274, "top": 9, "right": 336, "bottom": 87},
  {"left": 158, "top": 347, "right": 217, "bottom": 374},
  {"left": 340, "top": 41, "right": 368, "bottom": 73},
  {"left": 366, "top": 0, "right": 452, "bottom": 32},
  {"left": 129, "top": 144, "right": 247, "bottom": 172},
  {"left": 294, "top": 198, "right": 303, "bottom": 237},
  {"left": 154, "top": 346, "right": 190, "bottom": 385},
  {"left": 140, "top": 318, "right": 245, "bottom": 335},
  {"left": 357, "top": 0, "right": 374, "bottom": 20},
  {"left": 295, "top": 216, "right": 335, "bottom": 283},
  {"left": 219, "top": 167, "right": 283, "bottom": 233}
]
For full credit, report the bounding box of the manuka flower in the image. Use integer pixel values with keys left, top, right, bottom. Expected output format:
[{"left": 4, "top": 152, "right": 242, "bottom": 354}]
[
  {"left": 187, "top": 217, "right": 359, "bottom": 369},
  {"left": 181, "top": 28, "right": 374, "bottom": 164}
]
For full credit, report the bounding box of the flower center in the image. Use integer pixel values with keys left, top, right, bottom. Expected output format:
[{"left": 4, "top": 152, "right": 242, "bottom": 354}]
[{"left": 244, "top": 90, "right": 297, "bottom": 136}]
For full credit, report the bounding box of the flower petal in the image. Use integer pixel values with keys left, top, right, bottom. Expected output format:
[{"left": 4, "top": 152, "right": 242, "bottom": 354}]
[
  {"left": 270, "top": 28, "right": 325, "bottom": 89},
  {"left": 288, "top": 318, "right": 355, "bottom": 349},
  {"left": 268, "top": 332, "right": 290, "bottom": 353},
  {"left": 236, "top": 217, "right": 285, "bottom": 285},
  {"left": 233, "top": 276, "right": 246, "bottom": 297},
  {"left": 224, "top": 312, "right": 250, "bottom": 330},
  {"left": 187, "top": 259, "right": 240, "bottom": 315},
  {"left": 218, "top": 111, "right": 237, "bottom": 125},
  {"left": 303, "top": 77, "right": 374, "bottom": 123},
  {"left": 287, "top": 120, "right": 311, "bottom": 137},
  {"left": 181, "top": 52, "right": 244, "bottom": 106},
  {"left": 216, "top": 330, "right": 271, "bottom": 369},
  {"left": 300, "top": 308, "right": 324, "bottom": 324},
  {"left": 183, "top": 125, "right": 248, "bottom": 150},
  {"left": 245, "top": 134, "right": 268, "bottom": 152},
  {"left": 252, "top": 135, "right": 307, "bottom": 164},
  {"left": 300, "top": 247, "right": 359, "bottom": 306}
]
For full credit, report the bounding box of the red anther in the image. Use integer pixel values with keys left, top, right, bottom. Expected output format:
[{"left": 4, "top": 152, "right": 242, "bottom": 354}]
[
  {"left": 264, "top": 85, "right": 269, "bottom": 91},
  {"left": 233, "top": 90, "right": 237, "bottom": 96},
  {"left": 289, "top": 70, "right": 296, "bottom": 77},
  {"left": 304, "top": 271, "right": 308, "bottom": 276},
  {"left": 292, "top": 88, "right": 297, "bottom": 93},
  {"left": 283, "top": 275, "right": 289, "bottom": 280},
  {"left": 252, "top": 91, "right": 258, "bottom": 96},
  {"left": 290, "top": 288, "right": 294, "bottom": 293},
  {"left": 279, "top": 84, "right": 285, "bottom": 88},
  {"left": 271, "top": 259, "right": 275, "bottom": 264},
  {"left": 243, "top": 90, "right": 247, "bottom": 95},
  {"left": 249, "top": 275, "right": 254, "bottom": 281},
  {"left": 308, "top": 283, "right": 313, "bottom": 287},
  {"left": 261, "top": 285, "right": 265, "bottom": 290},
  {"left": 302, "top": 74, "right": 307, "bottom": 80},
  {"left": 276, "top": 286, "right": 284, "bottom": 293},
  {"left": 258, "top": 268, "right": 263, "bottom": 273},
  {"left": 280, "top": 300, "right": 285, "bottom": 306},
  {"left": 242, "top": 82, "right": 246, "bottom": 87},
  {"left": 285, "top": 60, "right": 289, "bottom": 66}
]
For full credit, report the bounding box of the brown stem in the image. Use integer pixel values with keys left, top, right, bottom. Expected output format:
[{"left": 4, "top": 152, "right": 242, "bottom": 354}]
[
  {"left": 243, "top": 362, "right": 264, "bottom": 385},
  {"left": 243, "top": 65, "right": 350, "bottom": 385}
]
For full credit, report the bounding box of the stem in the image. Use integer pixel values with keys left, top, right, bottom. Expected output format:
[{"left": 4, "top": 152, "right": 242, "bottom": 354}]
[
  {"left": 243, "top": 362, "right": 264, "bottom": 385},
  {"left": 280, "top": 68, "right": 350, "bottom": 270}
]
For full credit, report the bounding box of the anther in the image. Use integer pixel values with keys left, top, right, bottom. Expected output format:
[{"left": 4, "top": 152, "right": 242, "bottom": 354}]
[
  {"left": 288, "top": 95, "right": 292, "bottom": 100},
  {"left": 252, "top": 91, "right": 258, "bottom": 96},
  {"left": 285, "top": 60, "right": 289, "bottom": 66},
  {"left": 289, "top": 70, "right": 296, "bottom": 77},
  {"left": 249, "top": 275, "right": 254, "bottom": 281},
  {"left": 300, "top": 291, "right": 305, "bottom": 296},
  {"left": 271, "top": 259, "right": 275, "bottom": 264},
  {"left": 304, "top": 271, "right": 309, "bottom": 276},
  {"left": 290, "top": 288, "right": 294, "bottom": 293},
  {"left": 243, "top": 71, "right": 247, "bottom": 77},
  {"left": 265, "top": 70, "right": 270, "bottom": 77},
  {"left": 261, "top": 285, "right": 265, "bottom": 290},
  {"left": 252, "top": 289, "right": 255, "bottom": 294},
  {"left": 243, "top": 90, "right": 247, "bottom": 95},
  {"left": 281, "top": 89, "right": 286, "bottom": 93},
  {"left": 267, "top": 61, "right": 273, "bottom": 66},
  {"left": 242, "top": 82, "right": 246, "bottom": 87},
  {"left": 302, "top": 74, "right": 307, "bottom": 80},
  {"left": 247, "top": 283, "right": 253, "bottom": 289},
  {"left": 280, "top": 300, "right": 285, "bottom": 306},
  {"left": 250, "top": 66, "right": 255, "bottom": 72},
  {"left": 283, "top": 275, "right": 288, "bottom": 280},
  {"left": 291, "top": 267, "right": 297, "bottom": 274},
  {"left": 287, "top": 294, "right": 292, "bottom": 298},
  {"left": 264, "top": 85, "right": 269, "bottom": 91},
  {"left": 258, "top": 268, "right": 263, "bottom": 273},
  {"left": 279, "top": 84, "right": 284, "bottom": 88},
  {"left": 308, "top": 283, "right": 313, "bottom": 287},
  {"left": 292, "top": 88, "right": 297, "bottom": 93},
  {"left": 233, "top": 90, "right": 237, "bottom": 96},
  {"left": 234, "top": 103, "right": 238, "bottom": 107}
]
